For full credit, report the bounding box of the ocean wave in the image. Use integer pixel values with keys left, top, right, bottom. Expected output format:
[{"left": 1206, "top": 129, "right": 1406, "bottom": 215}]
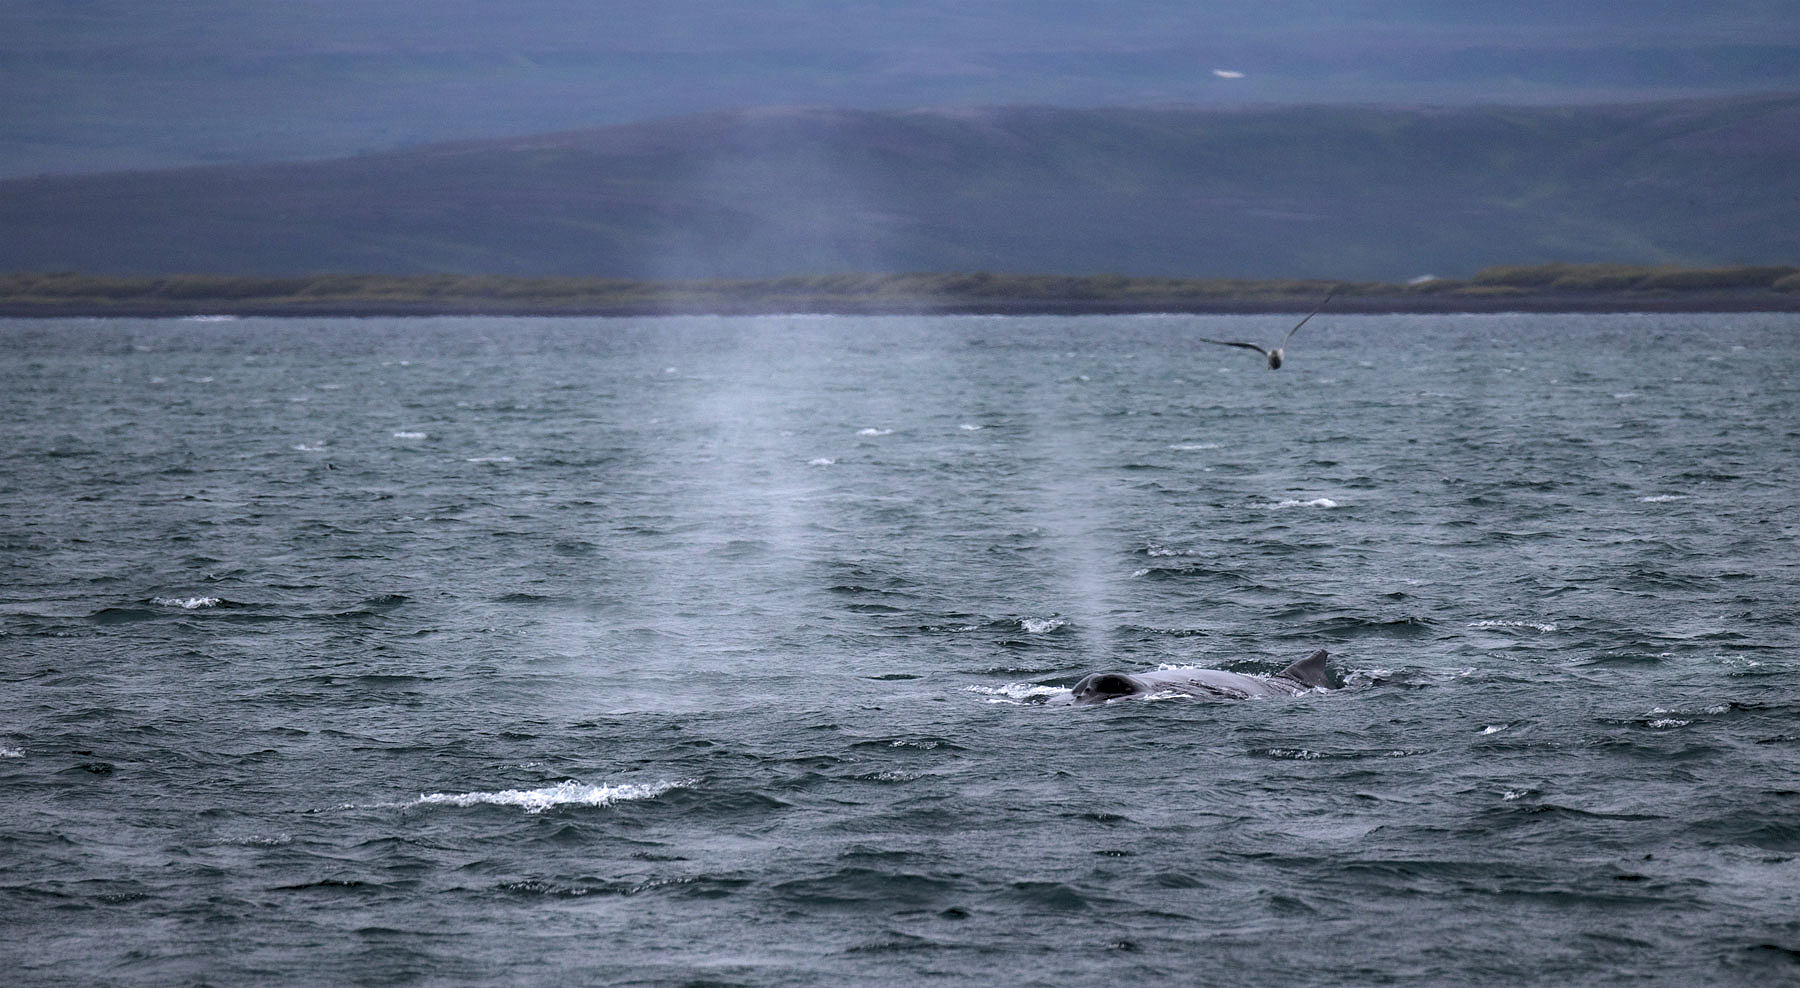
[
  {"left": 1254, "top": 747, "right": 1427, "bottom": 761},
  {"left": 1020, "top": 616, "right": 1067, "bottom": 634},
  {"left": 465, "top": 455, "right": 516, "bottom": 463},
  {"left": 961, "top": 683, "right": 1066, "bottom": 704},
  {"left": 402, "top": 779, "right": 692, "bottom": 814},
  {"left": 1, "top": 745, "right": 23, "bottom": 758},
  {"left": 392, "top": 431, "right": 428, "bottom": 440},
  {"left": 1469, "top": 619, "right": 1558, "bottom": 632},
  {"left": 1168, "top": 442, "right": 1222, "bottom": 451},
  {"left": 1637, "top": 494, "right": 1690, "bottom": 503},
  {"left": 1266, "top": 497, "right": 1339, "bottom": 509},
  {"left": 809, "top": 457, "right": 835, "bottom": 466},
  {"left": 857, "top": 428, "right": 893, "bottom": 436},
  {"left": 151, "top": 595, "right": 223, "bottom": 610}
]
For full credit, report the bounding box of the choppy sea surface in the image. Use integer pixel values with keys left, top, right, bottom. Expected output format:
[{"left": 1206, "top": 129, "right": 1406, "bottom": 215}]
[{"left": 3, "top": 313, "right": 1798, "bottom": 986}]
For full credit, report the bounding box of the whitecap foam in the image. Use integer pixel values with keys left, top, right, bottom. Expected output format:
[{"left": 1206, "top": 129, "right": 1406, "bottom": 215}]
[
  {"left": 1637, "top": 494, "right": 1689, "bottom": 503},
  {"left": 808, "top": 457, "right": 835, "bottom": 466},
  {"left": 859, "top": 770, "right": 923, "bottom": 782},
  {"left": 959, "top": 423, "right": 983, "bottom": 431},
  {"left": 1, "top": 746, "right": 23, "bottom": 758},
  {"left": 1647, "top": 718, "right": 1690, "bottom": 729},
  {"left": 1020, "top": 616, "right": 1067, "bottom": 634},
  {"left": 1168, "top": 442, "right": 1222, "bottom": 451},
  {"left": 1267, "top": 497, "right": 1339, "bottom": 509},
  {"left": 465, "top": 455, "right": 516, "bottom": 463},
  {"left": 405, "top": 779, "right": 691, "bottom": 814},
  {"left": 152, "top": 595, "right": 221, "bottom": 609},
  {"left": 1481, "top": 724, "right": 1507, "bottom": 735},
  {"left": 293, "top": 443, "right": 327, "bottom": 452},
  {"left": 961, "top": 683, "right": 1066, "bottom": 704},
  {"left": 856, "top": 428, "right": 893, "bottom": 436},
  {"left": 392, "top": 431, "right": 428, "bottom": 440},
  {"left": 1468, "top": 619, "right": 1558, "bottom": 632}
]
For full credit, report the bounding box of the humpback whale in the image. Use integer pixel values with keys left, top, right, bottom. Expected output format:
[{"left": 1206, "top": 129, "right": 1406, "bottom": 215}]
[
  {"left": 1070, "top": 649, "right": 1333, "bottom": 704},
  {"left": 1196, "top": 293, "right": 1334, "bottom": 369}
]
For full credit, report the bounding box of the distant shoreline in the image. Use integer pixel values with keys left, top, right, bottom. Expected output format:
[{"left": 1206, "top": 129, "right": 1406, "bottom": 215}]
[
  {"left": 2, "top": 266, "right": 1797, "bottom": 318},
  {"left": 4, "top": 295, "right": 1800, "bottom": 319}
]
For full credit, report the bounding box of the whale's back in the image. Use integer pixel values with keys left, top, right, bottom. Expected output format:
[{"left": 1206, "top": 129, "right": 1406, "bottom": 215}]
[
  {"left": 1276, "top": 649, "right": 1333, "bottom": 689},
  {"left": 1071, "top": 672, "right": 1142, "bottom": 704}
]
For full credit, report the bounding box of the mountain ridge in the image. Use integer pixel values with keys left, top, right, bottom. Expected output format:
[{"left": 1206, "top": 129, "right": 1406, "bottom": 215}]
[{"left": 3, "top": 95, "right": 1797, "bottom": 281}]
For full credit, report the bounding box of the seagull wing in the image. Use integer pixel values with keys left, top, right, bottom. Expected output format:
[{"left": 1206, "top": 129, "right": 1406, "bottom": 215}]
[
  {"left": 1277, "top": 292, "right": 1335, "bottom": 348},
  {"left": 1195, "top": 337, "right": 1271, "bottom": 357}
]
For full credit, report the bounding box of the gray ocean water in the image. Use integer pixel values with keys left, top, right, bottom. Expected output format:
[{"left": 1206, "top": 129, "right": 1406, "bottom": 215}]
[{"left": 3, "top": 312, "right": 1798, "bottom": 986}]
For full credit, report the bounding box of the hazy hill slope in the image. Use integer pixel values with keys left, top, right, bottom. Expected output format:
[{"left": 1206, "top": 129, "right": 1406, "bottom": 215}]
[
  {"left": 6, "top": 2, "right": 1797, "bottom": 175},
  {"left": 2, "top": 96, "right": 1797, "bottom": 280}
]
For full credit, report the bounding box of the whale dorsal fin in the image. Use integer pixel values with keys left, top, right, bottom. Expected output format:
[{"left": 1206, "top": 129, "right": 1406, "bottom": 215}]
[{"left": 1276, "top": 649, "right": 1332, "bottom": 689}]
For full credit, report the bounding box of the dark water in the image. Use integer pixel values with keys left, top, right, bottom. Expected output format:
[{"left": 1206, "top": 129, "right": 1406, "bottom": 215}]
[{"left": 3, "top": 313, "right": 1798, "bottom": 986}]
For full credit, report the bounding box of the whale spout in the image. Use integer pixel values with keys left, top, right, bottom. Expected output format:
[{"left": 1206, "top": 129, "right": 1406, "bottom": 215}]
[{"left": 1275, "top": 649, "right": 1332, "bottom": 689}]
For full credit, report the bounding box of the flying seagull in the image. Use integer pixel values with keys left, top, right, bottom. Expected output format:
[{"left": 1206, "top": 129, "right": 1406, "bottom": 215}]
[{"left": 1197, "top": 293, "right": 1334, "bottom": 369}]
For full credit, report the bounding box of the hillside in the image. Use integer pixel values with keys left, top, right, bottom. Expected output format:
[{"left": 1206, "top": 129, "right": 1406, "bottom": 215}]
[
  {"left": 3, "top": 96, "right": 1798, "bottom": 281},
  {"left": 6, "top": 3, "right": 1795, "bottom": 175}
]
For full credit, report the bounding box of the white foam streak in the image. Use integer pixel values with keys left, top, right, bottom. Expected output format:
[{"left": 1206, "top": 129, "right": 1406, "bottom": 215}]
[
  {"left": 1020, "top": 616, "right": 1067, "bottom": 634},
  {"left": 1469, "top": 619, "right": 1558, "bottom": 632},
  {"left": 153, "top": 595, "right": 221, "bottom": 609},
  {"left": 962, "top": 683, "right": 1066, "bottom": 704},
  {"left": 407, "top": 779, "right": 690, "bottom": 813},
  {"left": 1, "top": 746, "right": 23, "bottom": 758},
  {"left": 1267, "top": 497, "right": 1338, "bottom": 509},
  {"left": 1637, "top": 494, "right": 1689, "bottom": 503}
]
